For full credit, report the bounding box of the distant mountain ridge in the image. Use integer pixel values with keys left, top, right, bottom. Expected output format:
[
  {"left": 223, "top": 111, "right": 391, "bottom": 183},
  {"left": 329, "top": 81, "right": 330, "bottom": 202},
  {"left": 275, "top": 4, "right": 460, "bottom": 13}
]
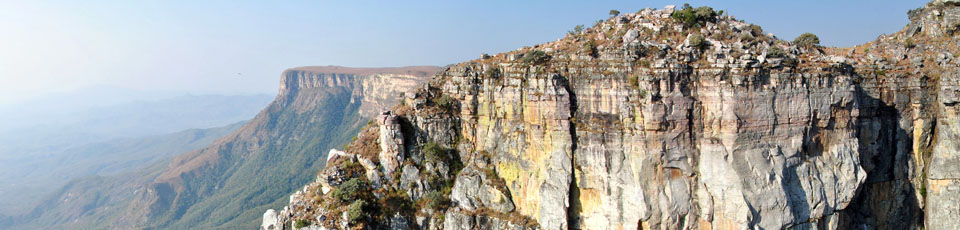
[
  {"left": 0, "top": 94, "right": 273, "bottom": 216},
  {"left": 0, "top": 94, "right": 274, "bottom": 157},
  {"left": 11, "top": 66, "right": 439, "bottom": 229},
  {"left": 15, "top": 122, "right": 246, "bottom": 227}
]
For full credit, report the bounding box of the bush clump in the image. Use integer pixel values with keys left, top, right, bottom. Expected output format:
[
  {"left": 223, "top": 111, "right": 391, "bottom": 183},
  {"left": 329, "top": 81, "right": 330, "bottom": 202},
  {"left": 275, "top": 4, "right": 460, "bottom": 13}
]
[
  {"left": 346, "top": 200, "right": 368, "bottom": 224},
  {"left": 793, "top": 33, "right": 821, "bottom": 49},
  {"left": 434, "top": 95, "right": 456, "bottom": 109},
  {"left": 294, "top": 219, "right": 311, "bottom": 228},
  {"left": 484, "top": 67, "right": 501, "bottom": 78},
  {"left": 332, "top": 178, "right": 367, "bottom": 202},
  {"left": 671, "top": 4, "right": 718, "bottom": 28},
  {"left": 767, "top": 46, "right": 786, "bottom": 58},
  {"left": 583, "top": 40, "right": 599, "bottom": 58},
  {"left": 422, "top": 190, "right": 449, "bottom": 210},
  {"left": 689, "top": 34, "right": 707, "bottom": 50},
  {"left": 905, "top": 39, "right": 917, "bottom": 49},
  {"left": 609, "top": 10, "right": 620, "bottom": 17},
  {"left": 765, "top": 46, "right": 799, "bottom": 67},
  {"left": 568, "top": 24, "right": 585, "bottom": 36},
  {"left": 422, "top": 142, "right": 448, "bottom": 163},
  {"left": 521, "top": 50, "right": 552, "bottom": 65}
]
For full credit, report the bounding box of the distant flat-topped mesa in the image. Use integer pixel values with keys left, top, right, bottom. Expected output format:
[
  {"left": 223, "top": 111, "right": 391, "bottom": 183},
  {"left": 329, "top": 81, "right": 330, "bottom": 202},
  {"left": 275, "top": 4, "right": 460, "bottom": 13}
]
[
  {"left": 279, "top": 65, "right": 440, "bottom": 93},
  {"left": 279, "top": 65, "right": 442, "bottom": 117},
  {"left": 286, "top": 65, "right": 441, "bottom": 77}
]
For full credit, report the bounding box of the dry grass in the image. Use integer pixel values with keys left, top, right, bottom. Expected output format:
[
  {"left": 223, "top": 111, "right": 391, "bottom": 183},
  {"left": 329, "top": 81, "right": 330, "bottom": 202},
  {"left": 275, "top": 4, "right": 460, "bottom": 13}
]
[{"left": 344, "top": 124, "right": 381, "bottom": 161}]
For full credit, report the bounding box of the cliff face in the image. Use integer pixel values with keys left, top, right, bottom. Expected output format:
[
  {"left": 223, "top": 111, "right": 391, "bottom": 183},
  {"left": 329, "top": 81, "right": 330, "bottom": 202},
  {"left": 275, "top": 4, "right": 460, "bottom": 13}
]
[
  {"left": 272, "top": 1, "right": 960, "bottom": 230},
  {"left": 279, "top": 66, "right": 440, "bottom": 118},
  {"left": 13, "top": 66, "right": 436, "bottom": 230}
]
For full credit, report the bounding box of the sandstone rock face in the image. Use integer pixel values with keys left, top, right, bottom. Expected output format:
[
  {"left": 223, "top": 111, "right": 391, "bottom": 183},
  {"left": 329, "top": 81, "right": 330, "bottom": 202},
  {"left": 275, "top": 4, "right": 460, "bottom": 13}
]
[
  {"left": 271, "top": 2, "right": 960, "bottom": 230},
  {"left": 927, "top": 51, "right": 960, "bottom": 229},
  {"left": 434, "top": 11, "right": 871, "bottom": 229},
  {"left": 446, "top": 72, "right": 575, "bottom": 230}
]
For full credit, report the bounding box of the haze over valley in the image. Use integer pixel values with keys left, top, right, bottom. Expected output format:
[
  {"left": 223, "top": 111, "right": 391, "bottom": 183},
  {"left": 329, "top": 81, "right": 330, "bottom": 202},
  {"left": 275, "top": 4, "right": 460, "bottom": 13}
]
[
  {"left": 9, "top": 1, "right": 960, "bottom": 230},
  {"left": 0, "top": 90, "right": 272, "bottom": 216}
]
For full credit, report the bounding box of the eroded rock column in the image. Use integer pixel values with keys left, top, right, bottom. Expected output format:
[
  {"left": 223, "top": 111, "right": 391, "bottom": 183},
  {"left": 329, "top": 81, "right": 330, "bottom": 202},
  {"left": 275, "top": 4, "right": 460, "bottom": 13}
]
[{"left": 378, "top": 111, "right": 405, "bottom": 178}]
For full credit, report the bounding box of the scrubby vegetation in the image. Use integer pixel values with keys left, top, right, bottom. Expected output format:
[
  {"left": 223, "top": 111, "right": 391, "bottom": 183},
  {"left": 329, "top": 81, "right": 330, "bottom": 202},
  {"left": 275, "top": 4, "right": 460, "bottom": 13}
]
[
  {"left": 767, "top": 46, "right": 786, "bottom": 58},
  {"left": 416, "top": 141, "right": 463, "bottom": 216},
  {"left": 343, "top": 125, "right": 382, "bottom": 161},
  {"left": 583, "top": 39, "right": 599, "bottom": 58},
  {"left": 422, "top": 142, "right": 447, "bottom": 163},
  {"left": 434, "top": 95, "right": 457, "bottom": 110},
  {"left": 331, "top": 178, "right": 369, "bottom": 202},
  {"left": 521, "top": 50, "right": 552, "bottom": 65},
  {"left": 294, "top": 219, "right": 312, "bottom": 228},
  {"left": 484, "top": 67, "right": 501, "bottom": 78},
  {"left": 671, "top": 4, "right": 718, "bottom": 28},
  {"left": 346, "top": 200, "right": 368, "bottom": 223},
  {"left": 689, "top": 34, "right": 707, "bottom": 50},
  {"left": 569, "top": 24, "right": 585, "bottom": 36},
  {"left": 905, "top": 39, "right": 917, "bottom": 49},
  {"left": 422, "top": 190, "right": 450, "bottom": 210},
  {"left": 627, "top": 75, "right": 639, "bottom": 89},
  {"left": 766, "top": 46, "right": 799, "bottom": 67},
  {"left": 609, "top": 9, "right": 620, "bottom": 17}
]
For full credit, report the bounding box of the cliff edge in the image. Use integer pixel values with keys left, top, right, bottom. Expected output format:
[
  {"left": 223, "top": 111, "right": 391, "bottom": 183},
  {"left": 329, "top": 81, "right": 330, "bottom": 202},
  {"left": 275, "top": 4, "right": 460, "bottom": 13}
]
[{"left": 269, "top": 1, "right": 960, "bottom": 230}]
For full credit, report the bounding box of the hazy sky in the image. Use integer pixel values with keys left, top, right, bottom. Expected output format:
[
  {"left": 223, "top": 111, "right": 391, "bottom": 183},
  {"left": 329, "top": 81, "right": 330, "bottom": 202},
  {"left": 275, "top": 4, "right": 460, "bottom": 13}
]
[{"left": 0, "top": 0, "right": 928, "bottom": 106}]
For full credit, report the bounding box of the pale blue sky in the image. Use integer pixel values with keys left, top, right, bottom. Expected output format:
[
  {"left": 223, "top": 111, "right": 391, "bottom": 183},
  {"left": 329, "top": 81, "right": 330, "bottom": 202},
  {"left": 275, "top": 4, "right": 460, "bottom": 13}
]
[{"left": 0, "top": 0, "right": 928, "bottom": 106}]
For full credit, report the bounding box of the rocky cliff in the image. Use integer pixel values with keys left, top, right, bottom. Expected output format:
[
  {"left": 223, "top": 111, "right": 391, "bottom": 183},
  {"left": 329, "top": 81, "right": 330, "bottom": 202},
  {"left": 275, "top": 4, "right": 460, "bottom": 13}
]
[
  {"left": 12, "top": 66, "right": 436, "bottom": 230},
  {"left": 279, "top": 66, "right": 440, "bottom": 118},
  {"left": 268, "top": 1, "right": 960, "bottom": 230}
]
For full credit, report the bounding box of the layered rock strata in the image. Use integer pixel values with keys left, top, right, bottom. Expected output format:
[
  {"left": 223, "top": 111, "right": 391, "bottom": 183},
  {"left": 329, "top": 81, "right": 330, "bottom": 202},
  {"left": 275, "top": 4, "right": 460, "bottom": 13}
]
[{"left": 270, "top": 1, "right": 960, "bottom": 229}]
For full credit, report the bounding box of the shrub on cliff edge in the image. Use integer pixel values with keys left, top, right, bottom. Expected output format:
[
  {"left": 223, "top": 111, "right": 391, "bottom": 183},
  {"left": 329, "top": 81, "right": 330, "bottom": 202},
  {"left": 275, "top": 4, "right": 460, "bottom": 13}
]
[
  {"left": 671, "top": 4, "right": 718, "bottom": 28},
  {"left": 609, "top": 10, "right": 620, "bottom": 17},
  {"left": 794, "top": 33, "right": 821, "bottom": 49}
]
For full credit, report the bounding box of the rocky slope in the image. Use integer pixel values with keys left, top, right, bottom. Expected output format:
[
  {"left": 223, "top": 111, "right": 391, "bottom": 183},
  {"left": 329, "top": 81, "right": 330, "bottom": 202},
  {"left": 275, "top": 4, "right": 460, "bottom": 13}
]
[
  {"left": 267, "top": 1, "right": 960, "bottom": 230},
  {"left": 11, "top": 66, "right": 436, "bottom": 230}
]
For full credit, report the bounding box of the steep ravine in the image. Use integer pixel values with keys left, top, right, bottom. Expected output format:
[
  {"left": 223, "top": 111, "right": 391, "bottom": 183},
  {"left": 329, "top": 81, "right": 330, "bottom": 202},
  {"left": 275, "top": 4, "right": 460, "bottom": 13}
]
[{"left": 268, "top": 1, "right": 960, "bottom": 230}]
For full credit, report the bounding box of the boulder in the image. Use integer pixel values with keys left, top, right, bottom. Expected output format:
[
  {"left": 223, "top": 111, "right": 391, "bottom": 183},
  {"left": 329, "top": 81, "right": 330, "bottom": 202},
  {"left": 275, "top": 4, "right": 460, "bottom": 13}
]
[
  {"left": 450, "top": 166, "right": 515, "bottom": 213},
  {"left": 261, "top": 209, "right": 281, "bottom": 230}
]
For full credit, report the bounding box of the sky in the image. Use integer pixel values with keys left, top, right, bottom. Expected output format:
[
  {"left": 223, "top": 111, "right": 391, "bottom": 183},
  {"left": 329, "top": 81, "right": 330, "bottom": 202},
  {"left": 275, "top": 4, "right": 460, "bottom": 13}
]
[{"left": 0, "top": 0, "right": 929, "bottom": 106}]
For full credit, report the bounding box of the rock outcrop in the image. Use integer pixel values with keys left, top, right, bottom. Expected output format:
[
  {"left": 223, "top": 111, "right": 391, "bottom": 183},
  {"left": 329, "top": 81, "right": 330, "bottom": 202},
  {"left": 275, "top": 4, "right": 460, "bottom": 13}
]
[
  {"left": 262, "top": 209, "right": 281, "bottom": 230},
  {"left": 378, "top": 111, "right": 406, "bottom": 178},
  {"left": 271, "top": 1, "right": 960, "bottom": 230}
]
